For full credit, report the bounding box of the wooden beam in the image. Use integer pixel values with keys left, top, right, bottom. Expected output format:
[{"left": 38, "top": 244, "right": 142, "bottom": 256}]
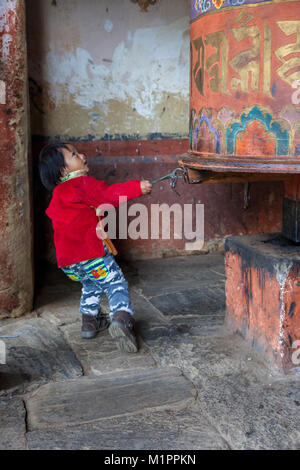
[{"left": 183, "top": 168, "right": 293, "bottom": 185}]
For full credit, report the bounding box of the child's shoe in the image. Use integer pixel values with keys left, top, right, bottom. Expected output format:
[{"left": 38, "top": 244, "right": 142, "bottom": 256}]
[
  {"left": 81, "top": 313, "right": 109, "bottom": 339},
  {"left": 108, "top": 310, "right": 138, "bottom": 353}
]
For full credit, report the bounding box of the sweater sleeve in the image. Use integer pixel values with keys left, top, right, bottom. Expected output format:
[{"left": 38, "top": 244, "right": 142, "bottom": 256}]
[{"left": 78, "top": 176, "right": 143, "bottom": 209}]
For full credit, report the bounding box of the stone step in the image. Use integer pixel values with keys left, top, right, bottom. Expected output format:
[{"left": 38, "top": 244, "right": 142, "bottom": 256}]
[
  {"left": 133, "top": 253, "right": 225, "bottom": 298},
  {"left": 148, "top": 286, "right": 225, "bottom": 317},
  {"left": 26, "top": 406, "right": 229, "bottom": 450},
  {"left": 0, "top": 318, "right": 83, "bottom": 395},
  {"left": 0, "top": 398, "right": 26, "bottom": 450},
  {"left": 26, "top": 367, "right": 196, "bottom": 431},
  {"left": 60, "top": 322, "right": 156, "bottom": 375}
]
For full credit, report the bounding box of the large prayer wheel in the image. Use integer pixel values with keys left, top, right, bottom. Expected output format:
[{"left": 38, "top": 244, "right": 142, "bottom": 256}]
[
  {"left": 180, "top": 0, "right": 300, "bottom": 175},
  {"left": 179, "top": 1, "right": 300, "bottom": 372}
]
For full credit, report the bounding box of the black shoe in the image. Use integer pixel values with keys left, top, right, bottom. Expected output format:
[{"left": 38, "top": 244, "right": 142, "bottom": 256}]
[
  {"left": 81, "top": 313, "right": 109, "bottom": 339},
  {"left": 108, "top": 310, "right": 138, "bottom": 353}
]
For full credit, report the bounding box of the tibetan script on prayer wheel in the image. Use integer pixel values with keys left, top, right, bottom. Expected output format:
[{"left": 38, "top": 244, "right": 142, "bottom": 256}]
[{"left": 185, "top": 0, "right": 300, "bottom": 173}]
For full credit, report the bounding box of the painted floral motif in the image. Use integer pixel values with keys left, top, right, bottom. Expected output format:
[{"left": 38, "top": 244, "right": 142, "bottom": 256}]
[
  {"left": 190, "top": 109, "right": 221, "bottom": 153},
  {"left": 226, "top": 106, "right": 289, "bottom": 156},
  {"left": 235, "top": 120, "right": 276, "bottom": 156},
  {"left": 227, "top": 0, "right": 245, "bottom": 5},
  {"left": 217, "top": 107, "right": 235, "bottom": 128},
  {"left": 194, "top": 0, "right": 211, "bottom": 13},
  {"left": 212, "top": 0, "right": 224, "bottom": 8}
]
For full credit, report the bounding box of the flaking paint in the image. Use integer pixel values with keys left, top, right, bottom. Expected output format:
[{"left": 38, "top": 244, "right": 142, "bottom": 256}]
[
  {"left": 26, "top": 0, "right": 189, "bottom": 141},
  {"left": 225, "top": 234, "right": 300, "bottom": 372}
]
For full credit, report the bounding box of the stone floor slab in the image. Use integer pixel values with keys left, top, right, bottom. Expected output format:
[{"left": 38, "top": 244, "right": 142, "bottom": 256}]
[
  {"left": 201, "top": 376, "right": 300, "bottom": 450},
  {"left": 148, "top": 286, "right": 225, "bottom": 317},
  {"left": 1, "top": 252, "right": 298, "bottom": 450},
  {"left": 0, "top": 398, "right": 26, "bottom": 449},
  {"left": 60, "top": 322, "right": 156, "bottom": 375},
  {"left": 39, "top": 302, "right": 80, "bottom": 327},
  {"left": 147, "top": 330, "right": 300, "bottom": 450},
  {"left": 130, "top": 290, "right": 169, "bottom": 328},
  {"left": 140, "top": 316, "right": 225, "bottom": 347},
  {"left": 25, "top": 367, "right": 196, "bottom": 431},
  {"left": 26, "top": 406, "right": 229, "bottom": 450},
  {"left": 0, "top": 318, "right": 83, "bottom": 395},
  {"left": 148, "top": 328, "right": 273, "bottom": 387},
  {"left": 132, "top": 253, "right": 225, "bottom": 297}
]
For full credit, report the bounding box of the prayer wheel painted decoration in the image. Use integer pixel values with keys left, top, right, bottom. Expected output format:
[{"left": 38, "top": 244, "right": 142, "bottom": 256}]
[{"left": 182, "top": 0, "right": 300, "bottom": 174}]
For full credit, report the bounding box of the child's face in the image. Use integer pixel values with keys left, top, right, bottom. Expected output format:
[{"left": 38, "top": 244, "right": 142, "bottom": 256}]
[{"left": 61, "top": 145, "right": 88, "bottom": 176}]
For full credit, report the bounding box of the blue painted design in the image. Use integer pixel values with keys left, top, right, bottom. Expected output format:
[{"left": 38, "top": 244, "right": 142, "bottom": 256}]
[
  {"left": 227, "top": 0, "right": 245, "bottom": 5},
  {"left": 190, "top": 127, "right": 193, "bottom": 150},
  {"left": 32, "top": 132, "right": 189, "bottom": 143},
  {"left": 193, "top": 0, "right": 211, "bottom": 13},
  {"left": 191, "top": 0, "right": 270, "bottom": 20},
  {"left": 189, "top": 111, "right": 195, "bottom": 149},
  {"left": 193, "top": 115, "right": 220, "bottom": 153},
  {"left": 226, "top": 106, "right": 289, "bottom": 155},
  {"left": 271, "top": 83, "right": 277, "bottom": 97},
  {"left": 201, "top": 0, "right": 211, "bottom": 13}
]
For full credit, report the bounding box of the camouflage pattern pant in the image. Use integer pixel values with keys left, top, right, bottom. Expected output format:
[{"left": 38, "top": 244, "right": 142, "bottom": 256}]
[{"left": 61, "top": 250, "right": 134, "bottom": 319}]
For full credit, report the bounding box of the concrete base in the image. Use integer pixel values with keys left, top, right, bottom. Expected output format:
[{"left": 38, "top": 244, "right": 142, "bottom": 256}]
[{"left": 225, "top": 234, "right": 300, "bottom": 373}]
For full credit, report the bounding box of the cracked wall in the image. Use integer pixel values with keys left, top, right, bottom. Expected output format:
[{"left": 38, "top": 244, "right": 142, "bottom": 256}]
[{"left": 26, "top": 0, "right": 190, "bottom": 142}]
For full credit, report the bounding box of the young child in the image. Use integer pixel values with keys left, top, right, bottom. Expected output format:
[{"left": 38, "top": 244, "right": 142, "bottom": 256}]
[{"left": 39, "top": 142, "right": 152, "bottom": 353}]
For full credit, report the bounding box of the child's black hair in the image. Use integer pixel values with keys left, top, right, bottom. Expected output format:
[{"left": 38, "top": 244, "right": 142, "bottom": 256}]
[{"left": 38, "top": 143, "right": 69, "bottom": 191}]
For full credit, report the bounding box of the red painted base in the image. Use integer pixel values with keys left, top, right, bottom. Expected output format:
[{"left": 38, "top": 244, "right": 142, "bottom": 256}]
[{"left": 225, "top": 234, "right": 300, "bottom": 374}]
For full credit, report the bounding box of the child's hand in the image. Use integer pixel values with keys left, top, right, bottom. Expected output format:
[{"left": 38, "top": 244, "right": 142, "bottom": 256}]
[{"left": 140, "top": 180, "right": 152, "bottom": 195}]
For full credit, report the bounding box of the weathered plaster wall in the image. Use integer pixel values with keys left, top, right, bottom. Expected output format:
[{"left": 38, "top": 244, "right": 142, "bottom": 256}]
[
  {"left": 0, "top": 0, "right": 33, "bottom": 318},
  {"left": 26, "top": 0, "right": 189, "bottom": 141}
]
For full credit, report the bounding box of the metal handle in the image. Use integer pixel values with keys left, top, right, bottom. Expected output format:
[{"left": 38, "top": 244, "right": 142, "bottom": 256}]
[{"left": 150, "top": 168, "right": 185, "bottom": 185}]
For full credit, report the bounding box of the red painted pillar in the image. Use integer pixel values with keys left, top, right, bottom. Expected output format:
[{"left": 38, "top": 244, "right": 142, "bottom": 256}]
[{"left": 0, "top": 0, "right": 33, "bottom": 318}]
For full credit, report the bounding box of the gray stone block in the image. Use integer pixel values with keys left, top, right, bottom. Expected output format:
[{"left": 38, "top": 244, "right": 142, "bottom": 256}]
[
  {"left": 60, "top": 322, "right": 156, "bottom": 375},
  {"left": 148, "top": 286, "right": 225, "bottom": 317},
  {"left": 148, "top": 331, "right": 300, "bottom": 450},
  {"left": 0, "top": 318, "right": 83, "bottom": 395},
  {"left": 0, "top": 398, "right": 26, "bottom": 450},
  {"left": 25, "top": 367, "right": 196, "bottom": 430},
  {"left": 132, "top": 253, "right": 225, "bottom": 297},
  {"left": 26, "top": 407, "right": 229, "bottom": 450}
]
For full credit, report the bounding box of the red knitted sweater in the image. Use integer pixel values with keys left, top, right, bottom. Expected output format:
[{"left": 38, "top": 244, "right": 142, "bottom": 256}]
[{"left": 46, "top": 176, "right": 142, "bottom": 267}]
